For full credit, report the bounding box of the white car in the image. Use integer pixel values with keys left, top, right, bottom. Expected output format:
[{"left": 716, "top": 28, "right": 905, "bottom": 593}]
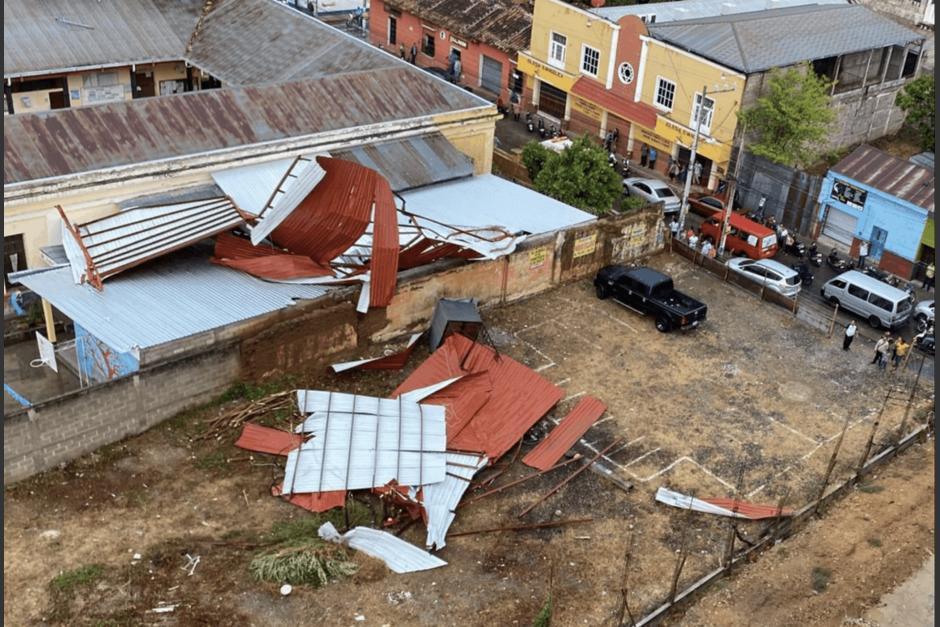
[
  {"left": 623, "top": 177, "right": 680, "bottom": 214},
  {"left": 726, "top": 258, "right": 802, "bottom": 297},
  {"left": 914, "top": 300, "right": 934, "bottom": 330}
]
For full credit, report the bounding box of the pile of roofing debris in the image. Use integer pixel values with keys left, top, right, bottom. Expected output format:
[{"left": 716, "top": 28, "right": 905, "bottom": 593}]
[
  {"left": 233, "top": 304, "right": 610, "bottom": 574},
  {"left": 57, "top": 155, "right": 525, "bottom": 312}
]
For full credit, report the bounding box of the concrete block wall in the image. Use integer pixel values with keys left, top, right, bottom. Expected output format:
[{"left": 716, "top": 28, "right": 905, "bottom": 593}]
[{"left": 4, "top": 345, "right": 240, "bottom": 484}]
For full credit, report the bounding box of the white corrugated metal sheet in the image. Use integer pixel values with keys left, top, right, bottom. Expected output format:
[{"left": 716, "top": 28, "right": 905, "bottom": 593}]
[
  {"left": 319, "top": 522, "right": 447, "bottom": 573},
  {"left": 282, "top": 391, "right": 447, "bottom": 494},
  {"left": 11, "top": 248, "right": 330, "bottom": 353},
  {"left": 249, "top": 156, "right": 327, "bottom": 245},
  {"left": 655, "top": 487, "right": 744, "bottom": 518},
  {"left": 590, "top": 0, "right": 847, "bottom": 23},
  {"left": 330, "top": 333, "right": 422, "bottom": 373},
  {"left": 211, "top": 157, "right": 296, "bottom": 216},
  {"left": 422, "top": 452, "right": 488, "bottom": 550}
]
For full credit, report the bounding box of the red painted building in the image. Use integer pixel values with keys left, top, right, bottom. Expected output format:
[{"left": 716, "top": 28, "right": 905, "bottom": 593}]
[{"left": 369, "top": 0, "right": 531, "bottom": 105}]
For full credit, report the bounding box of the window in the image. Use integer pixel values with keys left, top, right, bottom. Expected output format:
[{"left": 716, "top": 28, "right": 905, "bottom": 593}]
[
  {"left": 11, "top": 77, "right": 63, "bottom": 93},
  {"left": 635, "top": 183, "right": 652, "bottom": 194},
  {"left": 618, "top": 62, "right": 634, "bottom": 85},
  {"left": 830, "top": 279, "right": 847, "bottom": 290},
  {"left": 654, "top": 77, "right": 676, "bottom": 110},
  {"left": 745, "top": 266, "right": 767, "bottom": 278},
  {"left": 690, "top": 92, "right": 715, "bottom": 134},
  {"left": 82, "top": 72, "right": 118, "bottom": 88},
  {"left": 847, "top": 284, "right": 870, "bottom": 300},
  {"left": 581, "top": 45, "right": 600, "bottom": 76},
  {"left": 549, "top": 32, "right": 567, "bottom": 68},
  {"left": 422, "top": 33, "right": 435, "bottom": 57},
  {"left": 902, "top": 48, "right": 920, "bottom": 78},
  {"left": 869, "top": 294, "right": 894, "bottom": 312},
  {"left": 655, "top": 187, "right": 676, "bottom": 199},
  {"left": 388, "top": 16, "right": 397, "bottom": 45}
]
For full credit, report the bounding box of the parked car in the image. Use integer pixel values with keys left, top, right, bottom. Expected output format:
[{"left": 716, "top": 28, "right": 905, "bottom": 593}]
[
  {"left": 594, "top": 265, "right": 707, "bottom": 332},
  {"left": 687, "top": 194, "right": 725, "bottom": 217},
  {"left": 726, "top": 258, "right": 802, "bottom": 297},
  {"left": 820, "top": 270, "right": 914, "bottom": 329},
  {"left": 622, "top": 177, "right": 680, "bottom": 214},
  {"left": 699, "top": 212, "right": 778, "bottom": 259},
  {"left": 914, "top": 299, "right": 934, "bottom": 331}
]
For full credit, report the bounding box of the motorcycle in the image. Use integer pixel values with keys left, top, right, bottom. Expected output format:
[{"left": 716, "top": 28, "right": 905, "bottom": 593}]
[
  {"left": 826, "top": 249, "right": 850, "bottom": 272},
  {"left": 862, "top": 266, "right": 901, "bottom": 288},
  {"left": 537, "top": 118, "right": 546, "bottom": 139},
  {"left": 525, "top": 112, "right": 535, "bottom": 133},
  {"left": 807, "top": 242, "right": 823, "bottom": 267},
  {"left": 608, "top": 152, "right": 618, "bottom": 170},
  {"left": 781, "top": 235, "right": 806, "bottom": 258},
  {"left": 621, "top": 157, "right": 631, "bottom": 178},
  {"left": 914, "top": 326, "right": 935, "bottom": 355},
  {"left": 790, "top": 262, "right": 814, "bottom": 287},
  {"left": 550, "top": 125, "right": 559, "bottom": 138}
]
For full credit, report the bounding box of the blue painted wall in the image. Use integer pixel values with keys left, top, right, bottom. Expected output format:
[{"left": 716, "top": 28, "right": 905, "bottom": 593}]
[
  {"left": 817, "top": 172, "right": 929, "bottom": 261},
  {"left": 75, "top": 323, "right": 139, "bottom": 384}
]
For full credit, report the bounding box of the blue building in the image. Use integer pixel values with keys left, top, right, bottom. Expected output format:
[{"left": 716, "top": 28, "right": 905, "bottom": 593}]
[{"left": 816, "top": 144, "right": 934, "bottom": 279}]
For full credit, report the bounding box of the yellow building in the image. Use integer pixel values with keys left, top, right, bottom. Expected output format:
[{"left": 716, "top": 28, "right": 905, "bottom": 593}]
[{"left": 633, "top": 36, "right": 745, "bottom": 189}]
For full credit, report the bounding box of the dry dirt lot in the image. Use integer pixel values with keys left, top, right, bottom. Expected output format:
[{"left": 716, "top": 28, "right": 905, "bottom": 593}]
[{"left": 4, "top": 252, "right": 934, "bottom": 626}]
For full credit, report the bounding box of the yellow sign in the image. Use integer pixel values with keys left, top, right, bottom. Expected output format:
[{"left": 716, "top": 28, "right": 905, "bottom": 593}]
[
  {"left": 517, "top": 53, "right": 577, "bottom": 92},
  {"left": 573, "top": 233, "right": 597, "bottom": 259},
  {"left": 529, "top": 246, "right": 548, "bottom": 269},
  {"left": 571, "top": 97, "right": 602, "bottom": 120},
  {"left": 632, "top": 125, "right": 672, "bottom": 154},
  {"left": 653, "top": 116, "right": 732, "bottom": 165}
]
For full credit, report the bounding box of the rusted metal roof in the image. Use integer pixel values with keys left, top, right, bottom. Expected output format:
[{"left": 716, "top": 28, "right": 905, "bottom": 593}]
[
  {"left": 212, "top": 232, "right": 333, "bottom": 279},
  {"left": 235, "top": 423, "right": 304, "bottom": 456},
  {"left": 188, "top": 0, "right": 402, "bottom": 85},
  {"left": 571, "top": 77, "right": 658, "bottom": 129},
  {"left": 332, "top": 134, "right": 475, "bottom": 192},
  {"left": 831, "top": 145, "right": 934, "bottom": 212},
  {"left": 522, "top": 396, "right": 606, "bottom": 471},
  {"left": 385, "top": 0, "right": 532, "bottom": 53},
  {"left": 3, "top": 68, "right": 488, "bottom": 185},
  {"left": 4, "top": 0, "right": 198, "bottom": 78},
  {"left": 393, "top": 333, "right": 565, "bottom": 461},
  {"left": 59, "top": 197, "right": 246, "bottom": 287}
]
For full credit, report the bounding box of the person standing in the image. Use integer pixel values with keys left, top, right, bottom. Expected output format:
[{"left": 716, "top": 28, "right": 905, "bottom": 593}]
[
  {"left": 688, "top": 230, "right": 699, "bottom": 250},
  {"left": 648, "top": 147, "right": 658, "bottom": 171},
  {"left": 693, "top": 160, "right": 703, "bottom": 185},
  {"left": 668, "top": 159, "right": 680, "bottom": 182},
  {"left": 843, "top": 320, "right": 857, "bottom": 351},
  {"left": 399, "top": 43, "right": 406, "bottom": 59},
  {"left": 857, "top": 240, "right": 869, "bottom": 269},
  {"left": 452, "top": 58, "right": 462, "bottom": 83},
  {"left": 410, "top": 42, "right": 417, "bottom": 64},
  {"left": 872, "top": 332, "right": 890, "bottom": 369},
  {"left": 924, "top": 261, "right": 935, "bottom": 290},
  {"left": 700, "top": 239, "right": 714, "bottom": 258},
  {"left": 669, "top": 215, "right": 679, "bottom": 239},
  {"left": 639, "top": 144, "right": 648, "bottom": 168},
  {"left": 893, "top": 336, "right": 909, "bottom": 369}
]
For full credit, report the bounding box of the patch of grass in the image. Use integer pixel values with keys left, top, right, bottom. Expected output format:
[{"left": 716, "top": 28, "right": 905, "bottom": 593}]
[
  {"left": 533, "top": 593, "right": 552, "bottom": 627},
  {"left": 249, "top": 542, "right": 358, "bottom": 586},
  {"left": 857, "top": 483, "right": 884, "bottom": 494},
  {"left": 218, "top": 377, "right": 297, "bottom": 404},
  {"left": 265, "top": 500, "right": 373, "bottom": 546},
  {"left": 194, "top": 450, "right": 227, "bottom": 470},
  {"left": 50, "top": 564, "right": 105, "bottom": 594},
  {"left": 867, "top": 537, "right": 883, "bottom": 548},
  {"left": 811, "top": 566, "right": 832, "bottom": 593}
]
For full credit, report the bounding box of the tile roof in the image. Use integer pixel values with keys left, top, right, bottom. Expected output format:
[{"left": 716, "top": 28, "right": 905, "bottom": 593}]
[
  {"left": 648, "top": 4, "right": 923, "bottom": 73},
  {"left": 832, "top": 144, "right": 934, "bottom": 211},
  {"left": 385, "top": 0, "right": 532, "bottom": 53}
]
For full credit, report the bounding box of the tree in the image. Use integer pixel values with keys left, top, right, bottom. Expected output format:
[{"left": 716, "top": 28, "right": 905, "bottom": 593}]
[
  {"left": 531, "top": 135, "right": 621, "bottom": 215},
  {"left": 896, "top": 74, "right": 935, "bottom": 151},
  {"left": 521, "top": 141, "right": 552, "bottom": 181},
  {"left": 739, "top": 63, "right": 835, "bottom": 168}
]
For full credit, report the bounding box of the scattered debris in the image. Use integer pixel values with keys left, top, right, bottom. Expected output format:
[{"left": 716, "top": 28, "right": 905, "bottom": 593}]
[
  {"left": 318, "top": 522, "right": 447, "bottom": 574},
  {"left": 234, "top": 423, "right": 304, "bottom": 456},
  {"left": 655, "top": 487, "right": 795, "bottom": 520},
  {"left": 522, "top": 396, "right": 607, "bottom": 471},
  {"left": 447, "top": 517, "right": 594, "bottom": 538},
  {"left": 39, "top": 529, "right": 61, "bottom": 542},
  {"left": 387, "top": 591, "right": 413, "bottom": 605},
  {"left": 280, "top": 584, "right": 293, "bottom": 596},
  {"left": 150, "top": 604, "right": 178, "bottom": 614},
  {"left": 181, "top": 554, "right": 201, "bottom": 576},
  {"left": 422, "top": 452, "right": 488, "bottom": 550},
  {"left": 199, "top": 390, "right": 293, "bottom": 441},
  {"left": 330, "top": 333, "right": 423, "bottom": 373}
]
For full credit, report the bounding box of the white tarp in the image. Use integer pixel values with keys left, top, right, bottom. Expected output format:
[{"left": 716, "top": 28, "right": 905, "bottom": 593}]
[
  {"left": 318, "top": 522, "right": 447, "bottom": 573},
  {"left": 422, "top": 452, "right": 488, "bottom": 550}
]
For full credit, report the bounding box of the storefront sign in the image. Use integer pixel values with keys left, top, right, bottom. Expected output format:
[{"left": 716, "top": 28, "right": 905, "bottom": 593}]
[
  {"left": 571, "top": 96, "right": 602, "bottom": 120},
  {"left": 573, "top": 233, "right": 597, "bottom": 259},
  {"left": 450, "top": 34, "right": 468, "bottom": 48},
  {"left": 633, "top": 125, "right": 672, "bottom": 154},
  {"left": 653, "top": 116, "right": 732, "bottom": 166},
  {"left": 529, "top": 246, "right": 548, "bottom": 269},
  {"left": 830, "top": 178, "right": 868, "bottom": 209},
  {"left": 517, "top": 53, "right": 577, "bottom": 92}
]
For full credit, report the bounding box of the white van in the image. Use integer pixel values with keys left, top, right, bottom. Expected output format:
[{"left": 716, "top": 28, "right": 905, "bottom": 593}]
[{"left": 820, "top": 270, "right": 914, "bottom": 329}]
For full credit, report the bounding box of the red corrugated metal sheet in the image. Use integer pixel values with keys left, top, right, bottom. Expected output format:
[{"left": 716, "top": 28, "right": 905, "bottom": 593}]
[
  {"left": 571, "top": 77, "right": 659, "bottom": 129},
  {"left": 522, "top": 396, "right": 606, "bottom": 471},
  {"left": 393, "top": 333, "right": 564, "bottom": 461},
  {"left": 369, "top": 175, "right": 400, "bottom": 307},
  {"left": 419, "top": 372, "right": 493, "bottom": 437},
  {"left": 212, "top": 232, "right": 333, "bottom": 279},
  {"left": 271, "top": 483, "right": 347, "bottom": 512},
  {"left": 398, "top": 238, "right": 479, "bottom": 270},
  {"left": 234, "top": 423, "right": 304, "bottom": 456},
  {"left": 700, "top": 498, "right": 794, "bottom": 520}
]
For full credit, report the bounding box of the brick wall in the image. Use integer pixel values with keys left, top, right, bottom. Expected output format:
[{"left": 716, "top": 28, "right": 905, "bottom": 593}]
[{"left": 3, "top": 207, "right": 664, "bottom": 484}]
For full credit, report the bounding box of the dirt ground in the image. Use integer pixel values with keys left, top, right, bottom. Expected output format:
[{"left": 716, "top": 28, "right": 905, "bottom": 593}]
[
  {"left": 668, "top": 439, "right": 935, "bottom": 627},
  {"left": 4, "top": 252, "right": 934, "bottom": 625}
]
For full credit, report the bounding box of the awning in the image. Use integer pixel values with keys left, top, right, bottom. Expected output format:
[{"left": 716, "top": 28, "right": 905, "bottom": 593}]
[{"left": 570, "top": 77, "right": 658, "bottom": 129}]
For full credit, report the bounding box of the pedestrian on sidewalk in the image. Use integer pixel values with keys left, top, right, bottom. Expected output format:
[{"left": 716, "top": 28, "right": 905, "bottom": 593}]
[
  {"left": 924, "top": 262, "right": 934, "bottom": 290},
  {"left": 843, "top": 320, "right": 857, "bottom": 350},
  {"left": 857, "top": 240, "right": 869, "bottom": 269},
  {"left": 688, "top": 230, "right": 699, "bottom": 250},
  {"left": 648, "top": 147, "right": 658, "bottom": 171},
  {"left": 700, "top": 238, "right": 714, "bottom": 258},
  {"left": 399, "top": 43, "right": 406, "bottom": 59},
  {"left": 693, "top": 160, "right": 703, "bottom": 185},
  {"left": 410, "top": 42, "right": 417, "bottom": 64},
  {"left": 639, "top": 144, "right": 648, "bottom": 168},
  {"left": 872, "top": 332, "right": 890, "bottom": 369},
  {"left": 669, "top": 215, "right": 679, "bottom": 239},
  {"left": 668, "top": 159, "right": 680, "bottom": 182},
  {"left": 892, "top": 336, "right": 909, "bottom": 369}
]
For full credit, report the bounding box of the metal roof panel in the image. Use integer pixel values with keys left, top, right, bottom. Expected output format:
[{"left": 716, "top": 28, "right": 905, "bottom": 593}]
[{"left": 832, "top": 145, "right": 934, "bottom": 211}]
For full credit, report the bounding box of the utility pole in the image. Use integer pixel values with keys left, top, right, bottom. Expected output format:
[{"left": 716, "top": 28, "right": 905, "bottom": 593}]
[
  {"left": 675, "top": 83, "right": 736, "bottom": 240},
  {"left": 719, "top": 118, "right": 747, "bottom": 254}
]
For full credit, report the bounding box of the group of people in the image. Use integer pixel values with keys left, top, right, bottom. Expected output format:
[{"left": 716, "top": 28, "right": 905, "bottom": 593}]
[
  {"left": 666, "top": 158, "right": 703, "bottom": 186},
  {"left": 669, "top": 218, "right": 716, "bottom": 258},
  {"left": 842, "top": 323, "right": 911, "bottom": 371}
]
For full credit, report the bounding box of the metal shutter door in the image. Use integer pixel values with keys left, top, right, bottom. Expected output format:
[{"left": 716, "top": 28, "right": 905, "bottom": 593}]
[
  {"left": 480, "top": 55, "right": 503, "bottom": 95},
  {"left": 822, "top": 206, "right": 858, "bottom": 245}
]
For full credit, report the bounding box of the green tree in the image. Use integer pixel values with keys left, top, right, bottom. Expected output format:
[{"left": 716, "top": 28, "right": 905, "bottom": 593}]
[
  {"left": 739, "top": 63, "right": 835, "bottom": 167},
  {"left": 521, "top": 141, "right": 553, "bottom": 181},
  {"left": 896, "top": 74, "right": 935, "bottom": 151},
  {"left": 531, "top": 135, "right": 621, "bottom": 215}
]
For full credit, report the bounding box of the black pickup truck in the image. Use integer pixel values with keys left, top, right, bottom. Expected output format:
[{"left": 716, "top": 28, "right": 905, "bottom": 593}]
[{"left": 593, "top": 265, "right": 707, "bottom": 332}]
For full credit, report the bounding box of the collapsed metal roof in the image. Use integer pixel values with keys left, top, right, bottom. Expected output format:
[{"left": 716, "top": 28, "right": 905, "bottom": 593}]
[
  {"left": 831, "top": 144, "right": 934, "bottom": 212},
  {"left": 647, "top": 4, "right": 924, "bottom": 73},
  {"left": 385, "top": 0, "right": 532, "bottom": 53}
]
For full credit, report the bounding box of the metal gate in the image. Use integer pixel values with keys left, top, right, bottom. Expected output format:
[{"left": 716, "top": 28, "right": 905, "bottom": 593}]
[
  {"left": 480, "top": 55, "right": 503, "bottom": 95},
  {"left": 821, "top": 206, "right": 858, "bottom": 245}
]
